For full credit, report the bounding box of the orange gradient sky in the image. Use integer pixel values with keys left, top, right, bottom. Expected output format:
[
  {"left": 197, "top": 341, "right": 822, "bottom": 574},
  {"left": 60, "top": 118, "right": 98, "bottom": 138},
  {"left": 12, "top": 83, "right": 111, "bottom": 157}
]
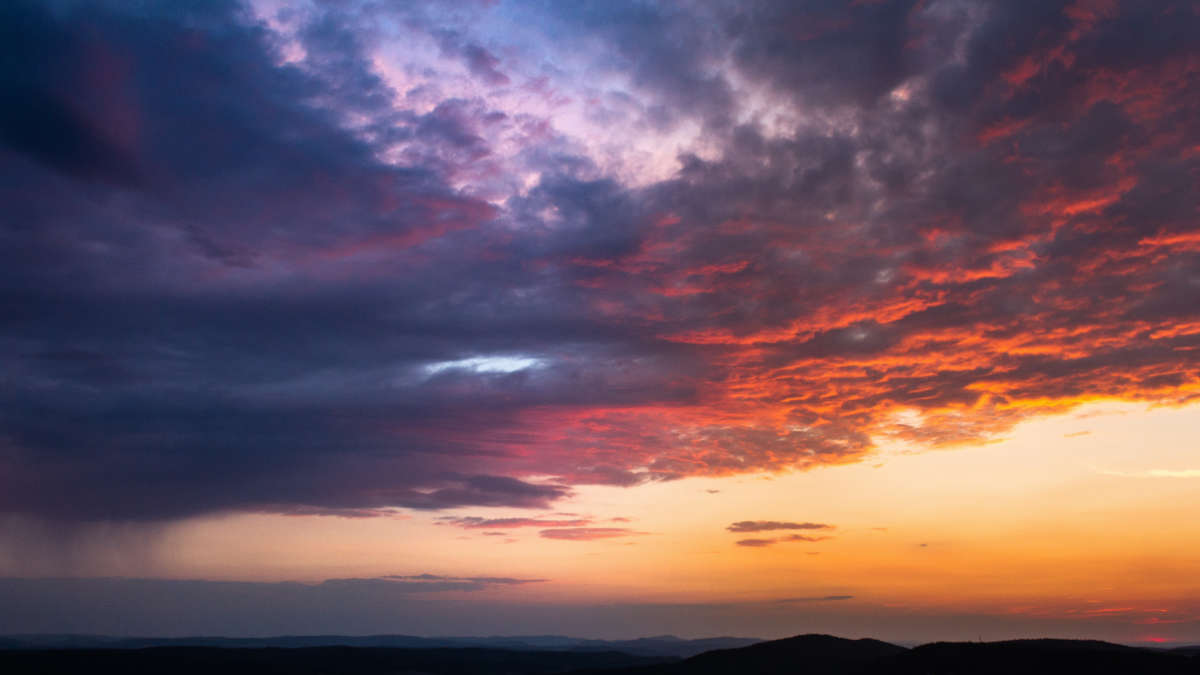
[{"left": 6, "top": 400, "right": 1196, "bottom": 642}]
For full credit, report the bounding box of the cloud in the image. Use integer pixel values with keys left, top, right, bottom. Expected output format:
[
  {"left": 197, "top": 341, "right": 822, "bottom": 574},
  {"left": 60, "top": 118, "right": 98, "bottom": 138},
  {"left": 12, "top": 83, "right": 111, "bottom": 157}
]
[
  {"left": 727, "top": 521, "right": 834, "bottom": 533},
  {"left": 434, "top": 31, "right": 511, "bottom": 86},
  {"left": 774, "top": 595, "right": 855, "bottom": 603},
  {"left": 1, "top": 0, "right": 1199, "bottom": 524},
  {"left": 538, "top": 528, "right": 644, "bottom": 541},
  {"left": 735, "top": 538, "right": 776, "bottom": 548},
  {"left": 781, "top": 535, "right": 831, "bottom": 543},
  {"left": 440, "top": 516, "right": 592, "bottom": 529},
  {"left": 735, "top": 534, "right": 830, "bottom": 548},
  {"left": 374, "top": 574, "right": 546, "bottom": 591}
]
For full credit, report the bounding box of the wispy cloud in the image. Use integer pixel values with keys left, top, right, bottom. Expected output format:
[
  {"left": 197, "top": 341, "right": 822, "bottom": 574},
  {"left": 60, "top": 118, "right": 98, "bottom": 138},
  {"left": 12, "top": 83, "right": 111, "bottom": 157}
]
[
  {"left": 314, "top": 574, "right": 547, "bottom": 593},
  {"left": 735, "top": 535, "right": 830, "bottom": 548},
  {"left": 735, "top": 538, "right": 776, "bottom": 548},
  {"left": 439, "top": 516, "right": 592, "bottom": 529},
  {"left": 727, "top": 521, "right": 833, "bottom": 533},
  {"left": 539, "top": 528, "right": 645, "bottom": 541},
  {"left": 774, "top": 595, "right": 854, "bottom": 603}
]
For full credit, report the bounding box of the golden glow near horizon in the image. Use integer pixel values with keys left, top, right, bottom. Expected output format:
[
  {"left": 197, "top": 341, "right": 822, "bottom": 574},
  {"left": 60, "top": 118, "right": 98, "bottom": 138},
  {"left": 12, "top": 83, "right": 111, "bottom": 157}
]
[{"left": 113, "top": 400, "right": 1195, "bottom": 637}]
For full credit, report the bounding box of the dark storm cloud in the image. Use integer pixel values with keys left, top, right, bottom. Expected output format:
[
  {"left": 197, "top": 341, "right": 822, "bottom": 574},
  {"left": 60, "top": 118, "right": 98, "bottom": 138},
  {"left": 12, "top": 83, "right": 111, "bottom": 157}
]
[
  {"left": 0, "top": 0, "right": 591, "bottom": 520},
  {"left": 2, "top": 0, "right": 1199, "bottom": 523},
  {"left": 723, "top": 0, "right": 922, "bottom": 108}
]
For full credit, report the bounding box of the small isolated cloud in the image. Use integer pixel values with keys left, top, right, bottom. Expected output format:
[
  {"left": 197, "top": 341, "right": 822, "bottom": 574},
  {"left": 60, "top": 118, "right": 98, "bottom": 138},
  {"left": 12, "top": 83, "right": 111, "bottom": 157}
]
[
  {"left": 440, "top": 516, "right": 591, "bottom": 529},
  {"left": 706, "top": 489, "right": 721, "bottom": 494},
  {"left": 735, "top": 538, "right": 776, "bottom": 547},
  {"left": 727, "top": 521, "right": 833, "bottom": 533},
  {"left": 775, "top": 595, "right": 854, "bottom": 603},
  {"left": 1063, "top": 431, "right": 1092, "bottom": 438},
  {"left": 781, "top": 534, "right": 830, "bottom": 543},
  {"left": 736, "top": 534, "right": 830, "bottom": 547},
  {"left": 538, "top": 527, "right": 643, "bottom": 541},
  {"left": 330, "top": 574, "right": 547, "bottom": 592}
]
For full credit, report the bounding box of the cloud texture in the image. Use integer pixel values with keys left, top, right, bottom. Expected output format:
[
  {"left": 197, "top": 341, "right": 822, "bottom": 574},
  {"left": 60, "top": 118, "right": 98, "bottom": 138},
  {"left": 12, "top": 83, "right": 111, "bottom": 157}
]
[{"left": 1, "top": 0, "right": 1198, "bottom": 521}]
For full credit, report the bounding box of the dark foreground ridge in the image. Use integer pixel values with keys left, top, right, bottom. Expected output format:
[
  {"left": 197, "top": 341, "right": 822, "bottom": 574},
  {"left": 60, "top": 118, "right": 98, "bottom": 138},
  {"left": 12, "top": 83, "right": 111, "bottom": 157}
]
[
  {"left": 1, "top": 634, "right": 1198, "bottom": 675},
  {"left": 585, "top": 635, "right": 1200, "bottom": 675}
]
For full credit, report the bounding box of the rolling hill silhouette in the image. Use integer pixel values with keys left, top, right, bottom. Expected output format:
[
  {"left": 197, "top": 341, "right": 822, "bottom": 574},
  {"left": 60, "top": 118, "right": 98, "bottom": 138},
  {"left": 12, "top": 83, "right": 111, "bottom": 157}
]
[
  {"left": 1, "top": 633, "right": 1197, "bottom": 674},
  {"left": 890, "top": 639, "right": 1198, "bottom": 674},
  {"left": 575, "top": 634, "right": 1198, "bottom": 675}
]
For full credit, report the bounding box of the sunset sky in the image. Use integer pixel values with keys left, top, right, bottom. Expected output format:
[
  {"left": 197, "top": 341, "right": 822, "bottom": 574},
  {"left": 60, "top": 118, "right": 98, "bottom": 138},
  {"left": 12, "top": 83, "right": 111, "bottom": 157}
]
[{"left": 1, "top": 0, "right": 1199, "bottom": 645}]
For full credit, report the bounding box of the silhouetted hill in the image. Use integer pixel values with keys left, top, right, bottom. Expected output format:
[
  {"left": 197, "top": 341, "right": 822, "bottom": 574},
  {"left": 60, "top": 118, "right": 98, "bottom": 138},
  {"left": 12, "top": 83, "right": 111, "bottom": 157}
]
[
  {"left": 570, "top": 634, "right": 907, "bottom": 675},
  {"left": 683, "top": 633, "right": 907, "bottom": 674},
  {"left": 0, "top": 646, "right": 670, "bottom": 675},
  {"left": 889, "top": 639, "right": 1198, "bottom": 674},
  {"left": 569, "top": 634, "right": 1200, "bottom": 675},
  {"left": 3, "top": 634, "right": 1199, "bottom": 675}
]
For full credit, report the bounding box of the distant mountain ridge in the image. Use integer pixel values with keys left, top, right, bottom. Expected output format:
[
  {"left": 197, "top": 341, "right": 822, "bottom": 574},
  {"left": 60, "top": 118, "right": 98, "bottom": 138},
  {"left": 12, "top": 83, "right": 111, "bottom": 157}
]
[
  {"left": 579, "top": 634, "right": 1200, "bottom": 675},
  {"left": 2, "top": 633, "right": 1198, "bottom": 675},
  {"left": 0, "top": 633, "right": 760, "bottom": 658}
]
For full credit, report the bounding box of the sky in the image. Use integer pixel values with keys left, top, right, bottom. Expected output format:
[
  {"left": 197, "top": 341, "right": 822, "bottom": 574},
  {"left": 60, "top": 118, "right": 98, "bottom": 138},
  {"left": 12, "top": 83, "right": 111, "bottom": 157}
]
[{"left": 0, "top": 0, "right": 1198, "bottom": 645}]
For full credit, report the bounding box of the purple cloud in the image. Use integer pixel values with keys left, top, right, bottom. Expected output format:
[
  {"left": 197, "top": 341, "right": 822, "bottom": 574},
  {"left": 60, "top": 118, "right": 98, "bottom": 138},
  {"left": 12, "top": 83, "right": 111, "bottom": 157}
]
[{"left": 0, "top": 0, "right": 1197, "bottom": 525}]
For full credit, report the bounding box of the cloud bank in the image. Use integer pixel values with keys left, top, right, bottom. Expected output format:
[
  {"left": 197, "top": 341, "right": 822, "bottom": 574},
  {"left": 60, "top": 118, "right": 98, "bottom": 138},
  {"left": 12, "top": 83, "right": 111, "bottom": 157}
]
[{"left": 1, "top": 0, "right": 1198, "bottom": 522}]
